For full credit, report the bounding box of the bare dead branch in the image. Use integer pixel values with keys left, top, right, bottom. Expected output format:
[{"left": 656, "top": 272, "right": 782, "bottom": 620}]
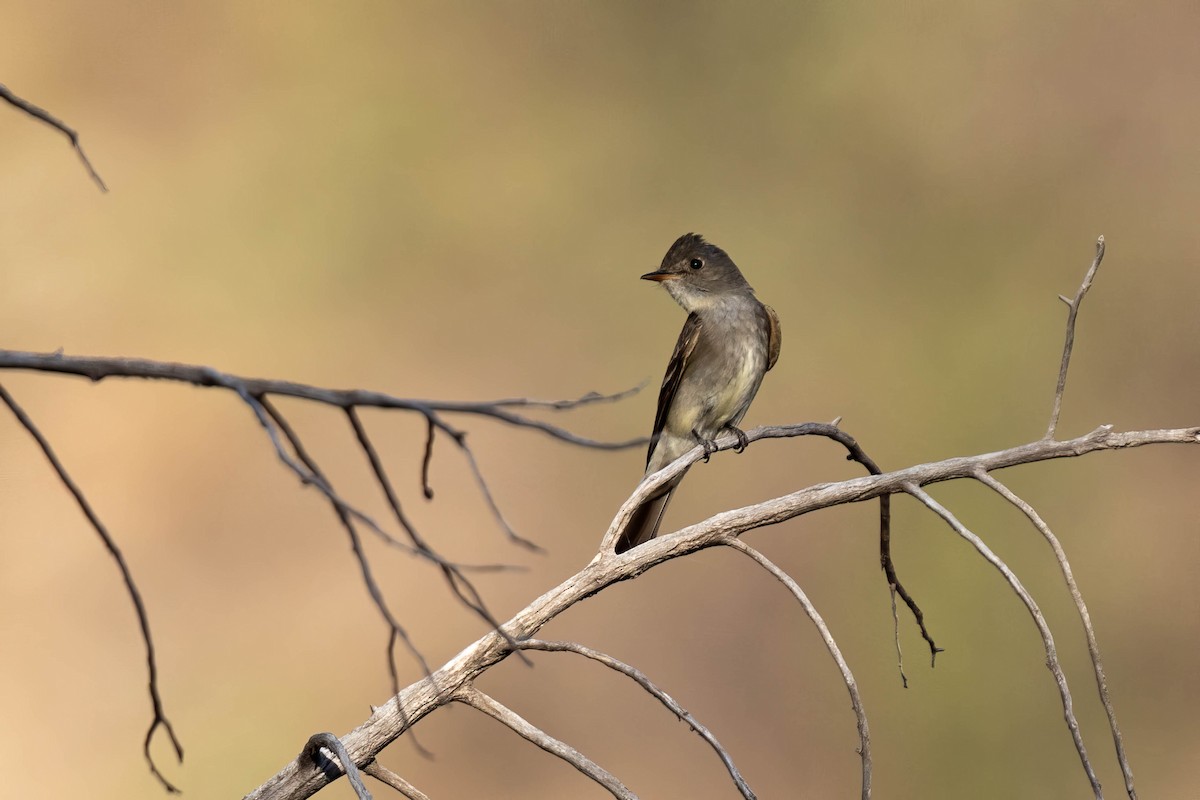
[
  {"left": 888, "top": 587, "right": 908, "bottom": 688},
  {"left": 1047, "top": 236, "right": 1106, "bottom": 439},
  {"left": 455, "top": 686, "right": 636, "bottom": 799},
  {"left": 245, "top": 423, "right": 1197, "bottom": 800},
  {"left": 904, "top": 484, "right": 1102, "bottom": 799},
  {"left": 724, "top": 538, "right": 871, "bottom": 800},
  {"left": 361, "top": 762, "right": 431, "bottom": 800},
  {"left": 0, "top": 82, "right": 108, "bottom": 191},
  {"left": 975, "top": 470, "right": 1137, "bottom": 799},
  {"left": 0, "top": 382, "right": 181, "bottom": 791},
  {"left": 0, "top": 350, "right": 646, "bottom": 450},
  {"left": 344, "top": 407, "right": 527, "bottom": 652},
  {"left": 452, "top": 431, "right": 544, "bottom": 552},
  {"left": 488, "top": 381, "right": 648, "bottom": 409},
  {"left": 420, "top": 417, "right": 436, "bottom": 499},
  {"left": 604, "top": 420, "right": 940, "bottom": 661},
  {"left": 301, "top": 733, "right": 372, "bottom": 800},
  {"left": 517, "top": 638, "right": 756, "bottom": 800},
  {"left": 256, "top": 397, "right": 430, "bottom": 687}
]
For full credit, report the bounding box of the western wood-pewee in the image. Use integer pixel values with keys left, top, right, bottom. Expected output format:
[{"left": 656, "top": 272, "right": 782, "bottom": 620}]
[{"left": 615, "top": 233, "right": 781, "bottom": 553}]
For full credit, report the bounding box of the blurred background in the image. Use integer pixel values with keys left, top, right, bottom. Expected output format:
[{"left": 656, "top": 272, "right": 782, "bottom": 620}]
[{"left": 2, "top": 2, "right": 1198, "bottom": 798}]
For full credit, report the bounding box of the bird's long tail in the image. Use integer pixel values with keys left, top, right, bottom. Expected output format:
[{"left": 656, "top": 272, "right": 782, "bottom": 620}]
[{"left": 615, "top": 457, "right": 697, "bottom": 555}]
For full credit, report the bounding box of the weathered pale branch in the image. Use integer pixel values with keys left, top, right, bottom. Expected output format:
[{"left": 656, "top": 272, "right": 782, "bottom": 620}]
[
  {"left": 518, "top": 639, "right": 756, "bottom": 800},
  {"left": 0, "top": 82, "right": 108, "bottom": 191},
  {"left": 904, "top": 484, "right": 1102, "bottom": 799},
  {"left": 245, "top": 423, "right": 1198, "bottom": 800},
  {"left": 361, "top": 762, "right": 430, "bottom": 800},
  {"left": 455, "top": 686, "right": 635, "bottom": 799},
  {"left": 975, "top": 470, "right": 1136, "bottom": 799},
  {"left": 1047, "top": 236, "right": 1105, "bottom": 439},
  {"left": 723, "top": 538, "right": 871, "bottom": 800}
]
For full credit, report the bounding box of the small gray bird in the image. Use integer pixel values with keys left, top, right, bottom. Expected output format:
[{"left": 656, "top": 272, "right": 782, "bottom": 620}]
[{"left": 615, "top": 233, "right": 781, "bottom": 553}]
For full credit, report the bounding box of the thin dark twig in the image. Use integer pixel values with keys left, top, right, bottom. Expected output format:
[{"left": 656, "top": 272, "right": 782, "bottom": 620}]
[
  {"left": 344, "top": 408, "right": 532, "bottom": 666},
  {"left": 451, "top": 429, "right": 544, "bottom": 552},
  {"left": 0, "top": 82, "right": 107, "bottom": 191},
  {"left": 717, "top": 421, "right": 941, "bottom": 662},
  {"left": 0, "top": 349, "right": 647, "bottom": 450},
  {"left": 1047, "top": 236, "right": 1106, "bottom": 440},
  {"left": 420, "top": 417, "right": 436, "bottom": 499},
  {"left": 725, "top": 538, "right": 872, "bottom": 800},
  {"left": 0, "top": 382, "right": 181, "bottom": 791},
  {"left": 361, "top": 762, "right": 432, "bottom": 800},
  {"left": 518, "top": 639, "right": 756, "bottom": 800},
  {"left": 259, "top": 398, "right": 515, "bottom": 572},
  {"left": 976, "top": 469, "right": 1136, "bottom": 799},
  {"left": 888, "top": 586, "right": 908, "bottom": 688},
  {"left": 302, "top": 733, "right": 372, "bottom": 800},
  {"left": 906, "top": 483, "right": 1102, "bottom": 799},
  {"left": 488, "top": 381, "right": 648, "bottom": 409},
  {"left": 249, "top": 395, "right": 431, "bottom": 687},
  {"left": 456, "top": 686, "right": 636, "bottom": 799}
]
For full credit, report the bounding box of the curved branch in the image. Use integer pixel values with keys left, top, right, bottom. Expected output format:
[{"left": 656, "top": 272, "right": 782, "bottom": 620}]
[
  {"left": 455, "top": 686, "right": 635, "bottom": 799},
  {"left": 245, "top": 422, "right": 1197, "bottom": 800},
  {"left": 723, "top": 538, "right": 871, "bottom": 800},
  {"left": 0, "top": 382, "right": 182, "bottom": 791},
  {"left": 905, "top": 484, "right": 1101, "bottom": 799},
  {"left": 975, "top": 470, "right": 1136, "bottom": 799},
  {"left": 518, "top": 639, "right": 756, "bottom": 800}
]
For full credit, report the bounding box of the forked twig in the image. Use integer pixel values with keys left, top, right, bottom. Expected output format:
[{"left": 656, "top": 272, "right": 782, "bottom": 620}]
[
  {"left": 725, "top": 538, "right": 871, "bottom": 800},
  {"left": 0, "top": 382, "right": 181, "bottom": 791},
  {"left": 256, "top": 397, "right": 430, "bottom": 688},
  {"left": 518, "top": 638, "right": 756, "bottom": 800},
  {"left": 1047, "top": 236, "right": 1106, "bottom": 440},
  {"left": 455, "top": 686, "right": 635, "bottom": 799},
  {"left": 976, "top": 469, "right": 1136, "bottom": 799},
  {"left": 905, "top": 483, "right": 1102, "bottom": 799},
  {"left": 0, "top": 350, "right": 647, "bottom": 450},
  {"left": 0, "top": 82, "right": 108, "bottom": 191},
  {"left": 246, "top": 423, "right": 1200, "bottom": 800}
]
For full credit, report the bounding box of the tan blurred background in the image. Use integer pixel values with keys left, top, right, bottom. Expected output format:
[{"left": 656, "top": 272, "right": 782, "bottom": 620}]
[{"left": 2, "top": 2, "right": 1198, "bottom": 798}]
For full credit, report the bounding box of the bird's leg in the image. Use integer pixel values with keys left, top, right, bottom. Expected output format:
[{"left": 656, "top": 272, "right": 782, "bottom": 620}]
[
  {"left": 691, "top": 428, "right": 719, "bottom": 462},
  {"left": 723, "top": 424, "right": 750, "bottom": 453}
]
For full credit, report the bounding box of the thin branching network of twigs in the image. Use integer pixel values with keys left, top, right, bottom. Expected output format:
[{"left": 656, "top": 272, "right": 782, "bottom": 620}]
[{"left": 5, "top": 84, "right": 1195, "bottom": 800}]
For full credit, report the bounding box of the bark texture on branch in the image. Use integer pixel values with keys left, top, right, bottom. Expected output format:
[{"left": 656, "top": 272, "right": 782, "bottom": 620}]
[{"left": 245, "top": 423, "right": 1198, "bottom": 800}]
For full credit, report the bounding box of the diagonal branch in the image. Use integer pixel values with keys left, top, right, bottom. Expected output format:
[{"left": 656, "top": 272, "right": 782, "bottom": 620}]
[
  {"left": 246, "top": 423, "right": 1198, "bottom": 800},
  {"left": 345, "top": 407, "right": 532, "bottom": 665},
  {"left": 0, "top": 382, "right": 181, "bottom": 792},
  {"left": 256, "top": 397, "right": 430, "bottom": 687},
  {"left": 455, "top": 686, "right": 636, "bottom": 799},
  {"left": 723, "top": 538, "right": 871, "bottom": 800},
  {"left": 975, "top": 470, "right": 1136, "bottom": 799},
  {"left": 361, "top": 762, "right": 431, "bottom": 800},
  {"left": 0, "top": 82, "right": 108, "bottom": 192},
  {"left": 1047, "top": 236, "right": 1105, "bottom": 440},
  {"left": 904, "top": 483, "right": 1101, "bottom": 799},
  {"left": 517, "top": 639, "right": 756, "bottom": 800}
]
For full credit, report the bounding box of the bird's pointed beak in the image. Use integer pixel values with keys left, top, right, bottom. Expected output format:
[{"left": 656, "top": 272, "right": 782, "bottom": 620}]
[{"left": 641, "top": 270, "right": 678, "bottom": 282}]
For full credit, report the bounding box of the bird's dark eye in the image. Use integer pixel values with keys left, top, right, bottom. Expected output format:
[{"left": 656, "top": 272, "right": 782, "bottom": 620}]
[{"left": 689, "top": 258, "right": 703, "bottom": 270}]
